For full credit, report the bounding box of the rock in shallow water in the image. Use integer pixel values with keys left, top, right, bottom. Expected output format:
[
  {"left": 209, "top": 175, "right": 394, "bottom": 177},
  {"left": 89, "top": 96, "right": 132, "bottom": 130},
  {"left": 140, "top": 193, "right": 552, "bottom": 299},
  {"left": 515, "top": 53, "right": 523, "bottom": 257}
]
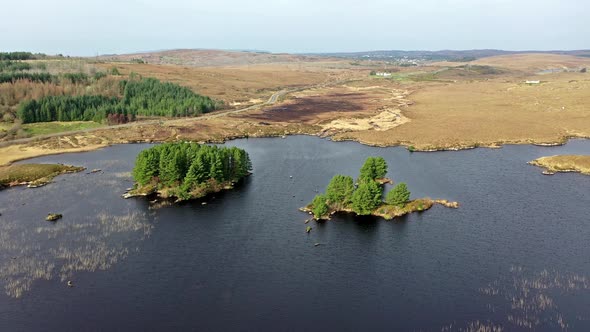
[{"left": 46, "top": 213, "right": 62, "bottom": 222}]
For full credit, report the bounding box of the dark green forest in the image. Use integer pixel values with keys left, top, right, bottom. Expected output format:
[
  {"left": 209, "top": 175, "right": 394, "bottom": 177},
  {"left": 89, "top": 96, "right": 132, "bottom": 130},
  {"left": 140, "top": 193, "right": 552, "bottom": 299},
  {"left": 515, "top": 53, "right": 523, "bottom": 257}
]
[
  {"left": 133, "top": 142, "right": 252, "bottom": 200},
  {"left": 0, "top": 52, "right": 44, "bottom": 61},
  {"left": 17, "top": 95, "right": 122, "bottom": 123},
  {"left": 17, "top": 77, "right": 218, "bottom": 124},
  {"left": 121, "top": 78, "right": 217, "bottom": 117}
]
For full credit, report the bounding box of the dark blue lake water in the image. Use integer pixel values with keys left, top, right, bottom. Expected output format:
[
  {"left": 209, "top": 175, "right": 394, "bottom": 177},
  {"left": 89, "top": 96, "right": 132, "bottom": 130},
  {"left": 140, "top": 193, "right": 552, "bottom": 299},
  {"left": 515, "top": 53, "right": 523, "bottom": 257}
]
[{"left": 1, "top": 136, "right": 589, "bottom": 331}]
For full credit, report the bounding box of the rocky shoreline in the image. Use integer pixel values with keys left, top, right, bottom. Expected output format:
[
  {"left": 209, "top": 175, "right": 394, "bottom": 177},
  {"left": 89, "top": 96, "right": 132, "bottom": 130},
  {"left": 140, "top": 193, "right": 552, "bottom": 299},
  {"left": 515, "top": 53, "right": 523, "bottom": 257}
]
[
  {"left": 301, "top": 198, "right": 459, "bottom": 221},
  {"left": 123, "top": 177, "right": 249, "bottom": 203}
]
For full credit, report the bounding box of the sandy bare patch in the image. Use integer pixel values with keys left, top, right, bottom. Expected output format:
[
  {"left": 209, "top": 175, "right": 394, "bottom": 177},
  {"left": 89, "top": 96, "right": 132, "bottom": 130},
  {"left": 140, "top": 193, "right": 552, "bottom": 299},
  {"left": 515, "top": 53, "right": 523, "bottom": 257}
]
[{"left": 321, "top": 109, "right": 410, "bottom": 133}]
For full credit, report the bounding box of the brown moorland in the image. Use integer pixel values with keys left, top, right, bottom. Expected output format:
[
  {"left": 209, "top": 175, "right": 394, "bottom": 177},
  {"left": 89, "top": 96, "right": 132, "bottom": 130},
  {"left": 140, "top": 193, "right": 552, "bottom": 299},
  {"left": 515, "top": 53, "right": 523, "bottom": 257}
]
[
  {"left": 96, "top": 49, "right": 329, "bottom": 67},
  {"left": 335, "top": 70, "right": 590, "bottom": 149},
  {"left": 95, "top": 62, "right": 352, "bottom": 107},
  {"left": 471, "top": 53, "right": 590, "bottom": 71},
  {"left": 2, "top": 53, "right": 590, "bottom": 164}
]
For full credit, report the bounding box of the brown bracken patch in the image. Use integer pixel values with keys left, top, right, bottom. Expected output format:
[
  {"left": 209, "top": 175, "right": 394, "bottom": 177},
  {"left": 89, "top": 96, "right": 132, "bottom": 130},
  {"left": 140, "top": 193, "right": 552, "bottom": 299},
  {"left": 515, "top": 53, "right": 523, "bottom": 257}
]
[{"left": 241, "top": 93, "right": 367, "bottom": 123}]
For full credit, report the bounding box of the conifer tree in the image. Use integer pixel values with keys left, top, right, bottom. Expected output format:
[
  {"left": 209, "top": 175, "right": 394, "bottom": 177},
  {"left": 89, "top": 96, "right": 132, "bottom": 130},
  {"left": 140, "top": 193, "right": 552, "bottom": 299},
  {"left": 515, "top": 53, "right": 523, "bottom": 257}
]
[
  {"left": 386, "top": 182, "right": 411, "bottom": 207},
  {"left": 351, "top": 180, "right": 382, "bottom": 215},
  {"left": 312, "top": 194, "right": 329, "bottom": 219},
  {"left": 325, "top": 175, "right": 355, "bottom": 208}
]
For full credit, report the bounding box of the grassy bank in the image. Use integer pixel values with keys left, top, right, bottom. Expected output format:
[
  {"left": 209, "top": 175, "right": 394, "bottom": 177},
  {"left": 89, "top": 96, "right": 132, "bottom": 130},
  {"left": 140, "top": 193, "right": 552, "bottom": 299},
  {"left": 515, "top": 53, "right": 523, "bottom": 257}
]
[
  {"left": 302, "top": 198, "right": 458, "bottom": 221},
  {"left": 23, "top": 121, "right": 104, "bottom": 136},
  {"left": 529, "top": 155, "right": 590, "bottom": 175},
  {"left": 373, "top": 199, "right": 435, "bottom": 220},
  {"left": 0, "top": 163, "right": 85, "bottom": 189}
]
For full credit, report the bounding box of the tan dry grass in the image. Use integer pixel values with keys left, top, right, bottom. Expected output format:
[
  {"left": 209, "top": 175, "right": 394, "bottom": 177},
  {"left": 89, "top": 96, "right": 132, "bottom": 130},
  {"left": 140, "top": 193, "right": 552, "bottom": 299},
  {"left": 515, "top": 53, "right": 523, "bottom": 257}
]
[
  {"left": 530, "top": 155, "right": 590, "bottom": 175},
  {"left": 334, "top": 71, "right": 590, "bottom": 149},
  {"left": 95, "top": 62, "right": 350, "bottom": 105},
  {"left": 471, "top": 53, "right": 590, "bottom": 71},
  {"left": 96, "top": 49, "right": 327, "bottom": 67},
  {"left": 0, "top": 139, "right": 107, "bottom": 166},
  {"left": 0, "top": 163, "right": 83, "bottom": 187}
]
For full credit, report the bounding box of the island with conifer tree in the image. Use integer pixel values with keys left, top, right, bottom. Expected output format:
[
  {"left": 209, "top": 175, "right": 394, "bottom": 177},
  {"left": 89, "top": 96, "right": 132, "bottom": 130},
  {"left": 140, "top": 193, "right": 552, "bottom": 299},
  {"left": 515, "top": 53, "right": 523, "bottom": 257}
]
[
  {"left": 302, "top": 157, "right": 459, "bottom": 221},
  {"left": 128, "top": 142, "right": 252, "bottom": 201}
]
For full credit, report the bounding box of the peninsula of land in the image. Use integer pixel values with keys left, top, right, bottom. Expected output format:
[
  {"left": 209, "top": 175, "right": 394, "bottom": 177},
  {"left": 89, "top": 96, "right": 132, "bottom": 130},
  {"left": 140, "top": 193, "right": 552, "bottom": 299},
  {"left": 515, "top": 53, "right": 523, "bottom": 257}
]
[
  {"left": 0, "top": 163, "right": 84, "bottom": 189},
  {"left": 529, "top": 155, "right": 590, "bottom": 175}
]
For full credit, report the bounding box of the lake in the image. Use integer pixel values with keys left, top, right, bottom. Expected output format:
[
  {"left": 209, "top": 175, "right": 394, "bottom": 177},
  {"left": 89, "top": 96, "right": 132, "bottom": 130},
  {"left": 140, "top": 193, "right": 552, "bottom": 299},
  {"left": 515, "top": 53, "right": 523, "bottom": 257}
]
[{"left": 1, "top": 136, "right": 589, "bottom": 331}]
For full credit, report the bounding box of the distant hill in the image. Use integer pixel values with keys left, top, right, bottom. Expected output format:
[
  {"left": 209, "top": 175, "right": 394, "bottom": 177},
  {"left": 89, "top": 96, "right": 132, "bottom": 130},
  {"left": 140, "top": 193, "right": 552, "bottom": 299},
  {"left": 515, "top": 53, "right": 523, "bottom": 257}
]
[
  {"left": 469, "top": 53, "right": 590, "bottom": 71},
  {"left": 311, "top": 49, "right": 590, "bottom": 61},
  {"left": 96, "top": 49, "right": 325, "bottom": 67}
]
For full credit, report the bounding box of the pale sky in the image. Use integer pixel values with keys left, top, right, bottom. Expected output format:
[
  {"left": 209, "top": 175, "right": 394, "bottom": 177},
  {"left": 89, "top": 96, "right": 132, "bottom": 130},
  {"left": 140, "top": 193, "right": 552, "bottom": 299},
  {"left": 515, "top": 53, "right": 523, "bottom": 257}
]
[{"left": 1, "top": 0, "right": 588, "bottom": 56}]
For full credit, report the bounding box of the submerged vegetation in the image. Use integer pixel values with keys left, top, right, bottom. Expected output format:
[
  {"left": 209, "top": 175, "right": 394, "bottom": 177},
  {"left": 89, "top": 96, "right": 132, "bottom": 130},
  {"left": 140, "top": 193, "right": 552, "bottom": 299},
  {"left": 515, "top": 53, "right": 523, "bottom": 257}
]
[
  {"left": 305, "top": 157, "right": 458, "bottom": 220},
  {"left": 131, "top": 142, "right": 252, "bottom": 201},
  {"left": 0, "top": 163, "right": 84, "bottom": 189}
]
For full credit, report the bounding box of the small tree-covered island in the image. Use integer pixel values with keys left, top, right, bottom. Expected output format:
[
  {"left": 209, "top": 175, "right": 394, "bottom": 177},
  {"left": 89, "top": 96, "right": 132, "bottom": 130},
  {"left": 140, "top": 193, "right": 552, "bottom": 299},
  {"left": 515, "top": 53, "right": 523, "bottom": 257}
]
[
  {"left": 303, "top": 157, "right": 459, "bottom": 220},
  {"left": 128, "top": 142, "right": 252, "bottom": 201}
]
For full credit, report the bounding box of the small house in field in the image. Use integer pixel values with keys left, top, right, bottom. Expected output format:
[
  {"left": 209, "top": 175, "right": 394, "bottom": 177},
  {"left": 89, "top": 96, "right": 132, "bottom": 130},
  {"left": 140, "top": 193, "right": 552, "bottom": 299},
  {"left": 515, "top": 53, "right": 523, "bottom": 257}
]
[{"left": 525, "top": 80, "right": 540, "bottom": 85}]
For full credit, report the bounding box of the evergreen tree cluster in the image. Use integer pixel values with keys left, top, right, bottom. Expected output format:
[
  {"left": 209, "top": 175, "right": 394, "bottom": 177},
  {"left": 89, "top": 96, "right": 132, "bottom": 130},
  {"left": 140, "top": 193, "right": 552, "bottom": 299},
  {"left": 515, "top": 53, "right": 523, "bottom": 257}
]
[
  {"left": 17, "top": 95, "right": 122, "bottom": 123},
  {"left": 0, "top": 52, "right": 40, "bottom": 61},
  {"left": 121, "top": 78, "right": 217, "bottom": 117},
  {"left": 358, "top": 156, "right": 388, "bottom": 182},
  {"left": 16, "top": 77, "right": 218, "bottom": 124},
  {"left": 310, "top": 157, "right": 411, "bottom": 218},
  {"left": 132, "top": 142, "right": 252, "bottom": 198}
]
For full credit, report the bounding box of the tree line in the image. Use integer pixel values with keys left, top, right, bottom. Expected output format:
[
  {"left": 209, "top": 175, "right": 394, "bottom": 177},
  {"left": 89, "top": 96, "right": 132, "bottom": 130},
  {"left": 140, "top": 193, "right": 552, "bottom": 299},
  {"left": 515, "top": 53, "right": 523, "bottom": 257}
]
[
  {"left": 133, "top": 142, "right": 252, "bottom": 200},
  {"left": 0, "top": 72, "right": 100, "bottom": 85},
  {"left": 0, "top": 72, "right": 54, "bottom": 84},
  {"left": 0, "top": 52, "right": 45, "bottom": 61},
  {"left": 17, "top": 77, "right": 218, "bottom": 124},
  {"left": 121, "top": 78, "right": 217, "bottom": 117},
  {"left": 17, "top": 95, "right": 123, "bottom": 123},
  {"left": 310, "top": 157, "right": 411, "bottom": 218}
]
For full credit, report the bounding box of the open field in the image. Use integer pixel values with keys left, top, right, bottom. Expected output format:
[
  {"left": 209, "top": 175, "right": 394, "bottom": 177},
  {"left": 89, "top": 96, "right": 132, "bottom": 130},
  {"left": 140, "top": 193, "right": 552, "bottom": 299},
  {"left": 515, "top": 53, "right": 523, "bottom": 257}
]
[
  {"left": 95, "top": 61, "right": 355, "bottom": 107},
  {"left": 335, "top": 71, "right": 590, "bottom": 149},
  {"left": 96, "top": 49, "right": 332, "bottom": 67},
  {"left": 22, "top": 121, "right": 104, "bottom": 136},
  {"left": 432, "top": 53, "right": 590, "bottom": 72},
  {"left": 1, "top": 52, "right": 590, "bottom": 164},
  {"left": 471, "top": 53, "right": 590, "bottom": 72}
]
